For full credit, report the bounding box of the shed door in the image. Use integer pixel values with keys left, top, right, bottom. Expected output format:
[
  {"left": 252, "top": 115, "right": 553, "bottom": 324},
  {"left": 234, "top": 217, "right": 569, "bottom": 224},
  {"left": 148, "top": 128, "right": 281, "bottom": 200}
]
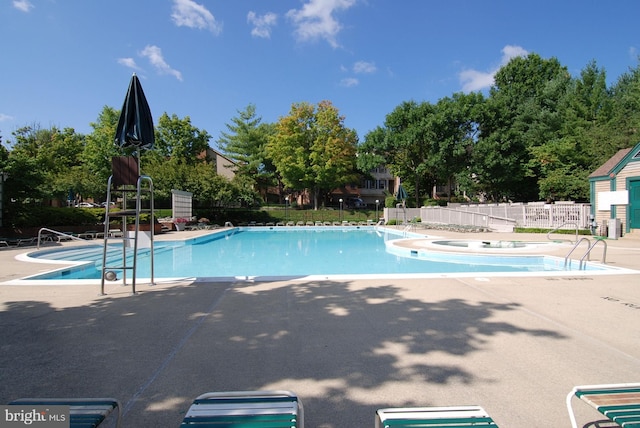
[{"left": 630, "top": 179, "right": 640, "bottom": 229}]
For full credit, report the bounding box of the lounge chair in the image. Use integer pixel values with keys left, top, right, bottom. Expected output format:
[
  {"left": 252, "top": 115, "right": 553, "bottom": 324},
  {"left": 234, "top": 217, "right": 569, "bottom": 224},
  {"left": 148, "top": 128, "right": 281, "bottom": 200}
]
[
  {"left": 180, "top": 390, "right": 303, "bottom": 427},
  {"left": 567, "top": 383, "right": 640, "bottom": 428},
  {"left": 109, "top": 229, "right": 123, "bottom": 238},
  {"left": 9, "top": 398, "right": 121, "bottom": 428},
  {"left": 375, "top": 406, "right": 498, "bottom": 428},
  {"left": 78, "top": 230, "right": 98, "bottom": 239},
  {"left": 15, "top": 236, "right": 39, "bottom": 246}
]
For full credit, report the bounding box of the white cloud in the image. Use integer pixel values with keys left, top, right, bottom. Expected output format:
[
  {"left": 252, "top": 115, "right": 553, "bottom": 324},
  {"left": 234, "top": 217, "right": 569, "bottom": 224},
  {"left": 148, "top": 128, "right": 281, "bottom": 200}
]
[
  {"left": 140, "top": 45, "right": 183, "bottom": 81},
  {"left": 0, "top": 113, "right": 15, "bottom": 122},
  {"left": 171, "top": 0, "right": 222, "bottom": 35},
  {"left": 13, "top": 0, "right": 34, "bottom": 12},
  {"left": 286, "top": 0, "right": 357, "bottom": 48},
  {"left": 459, "top": 44, "right": 529, "bottom": 92},
  {"left": 340, "top": 77, "right": 359, "bottom": 87},
  {"left": 500, "top": 45, "right": 528, "bottom": 63},
  {"left": 248, "top": 11, "right": 278, "bottom": 39},
  {"left": 630, "top": 46, "right": 638, "bottom": 60},
  {"left": 117, "top": 57, "right": 141, "bottom": 71},
  {"left": 459, "top": 69, "right": 495, "bottom": 92},
  {"left": 353, "top": 60, "right": 376, "bottom": 74}
]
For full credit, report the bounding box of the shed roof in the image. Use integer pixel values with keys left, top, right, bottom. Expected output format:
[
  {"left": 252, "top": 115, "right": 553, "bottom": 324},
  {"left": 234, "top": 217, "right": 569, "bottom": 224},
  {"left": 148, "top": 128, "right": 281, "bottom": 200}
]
[{"left": 589, "top": 147, "right": 633, "bottom": 179}]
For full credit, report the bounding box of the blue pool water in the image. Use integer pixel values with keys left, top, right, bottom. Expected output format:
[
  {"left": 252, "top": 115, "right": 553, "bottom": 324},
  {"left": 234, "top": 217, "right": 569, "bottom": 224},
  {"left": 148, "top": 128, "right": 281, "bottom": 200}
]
[{"left": 27, "top": 227, "right": 606, "bottom": 281}]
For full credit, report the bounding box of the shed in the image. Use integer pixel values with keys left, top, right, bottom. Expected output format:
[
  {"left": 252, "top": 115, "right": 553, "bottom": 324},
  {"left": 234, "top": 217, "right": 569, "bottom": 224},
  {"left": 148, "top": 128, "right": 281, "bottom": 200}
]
[{"left": 589, "top": 141, "right": 640, "bottom": 235}]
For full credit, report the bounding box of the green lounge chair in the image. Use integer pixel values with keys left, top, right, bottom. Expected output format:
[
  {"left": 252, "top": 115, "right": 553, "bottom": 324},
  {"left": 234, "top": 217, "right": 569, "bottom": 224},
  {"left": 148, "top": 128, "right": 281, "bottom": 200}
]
[
  {"left": 375, "top": 406, "right": 498, "bottom": 428},
  {"left": 180, "top": 390, "right": 303, "bottom": 427},
  {"left": 9, "top": 398, "right": 121, "bottom": 428},
  {"left": 567, "top": 383, "right": 640, "bottom": 428}
]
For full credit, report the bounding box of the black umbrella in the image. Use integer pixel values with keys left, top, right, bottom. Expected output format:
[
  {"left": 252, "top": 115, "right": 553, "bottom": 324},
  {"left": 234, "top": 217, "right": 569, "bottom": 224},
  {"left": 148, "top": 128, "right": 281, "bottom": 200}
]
[{"left": 114, "top": 73, "right": 154, "bottom": 151}]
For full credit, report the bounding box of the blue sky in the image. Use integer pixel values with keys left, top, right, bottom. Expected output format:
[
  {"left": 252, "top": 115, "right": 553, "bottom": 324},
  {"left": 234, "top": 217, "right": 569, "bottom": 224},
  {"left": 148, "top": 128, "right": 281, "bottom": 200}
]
[{"left": 2, "top": 0, "right": 639, "bottom": 149}]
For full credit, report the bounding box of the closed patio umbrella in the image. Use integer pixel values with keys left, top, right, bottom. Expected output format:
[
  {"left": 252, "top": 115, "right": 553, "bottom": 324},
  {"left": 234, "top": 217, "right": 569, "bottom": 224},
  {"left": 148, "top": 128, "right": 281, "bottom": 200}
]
[
  {"left": 396, "top": 184, "right": 408, "bottom": 201},
  {"left": 114, "top": 73, "right": 154, "bottom": 151}
]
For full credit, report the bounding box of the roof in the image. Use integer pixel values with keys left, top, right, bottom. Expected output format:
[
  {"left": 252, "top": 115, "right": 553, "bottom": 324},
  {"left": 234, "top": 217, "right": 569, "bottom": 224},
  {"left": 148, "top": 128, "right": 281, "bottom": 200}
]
[{"left": 589, "top": 147, "right": 633, "bottom": 179}]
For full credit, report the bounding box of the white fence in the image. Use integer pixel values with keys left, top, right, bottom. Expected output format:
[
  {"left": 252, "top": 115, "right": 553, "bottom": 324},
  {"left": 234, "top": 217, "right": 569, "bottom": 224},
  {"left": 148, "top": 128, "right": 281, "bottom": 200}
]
[
  {"left": 171, "top": 189, "right": 193, "bottom": 220},
  {"left": 384, "top": 202, "right": 591, "bottom": 230}
]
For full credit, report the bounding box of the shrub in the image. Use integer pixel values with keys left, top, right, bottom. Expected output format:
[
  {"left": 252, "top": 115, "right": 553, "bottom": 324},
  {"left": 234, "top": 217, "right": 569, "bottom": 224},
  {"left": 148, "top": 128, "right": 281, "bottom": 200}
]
[{"left": 7, "top": 206, "right": 100, "bottom": 227}]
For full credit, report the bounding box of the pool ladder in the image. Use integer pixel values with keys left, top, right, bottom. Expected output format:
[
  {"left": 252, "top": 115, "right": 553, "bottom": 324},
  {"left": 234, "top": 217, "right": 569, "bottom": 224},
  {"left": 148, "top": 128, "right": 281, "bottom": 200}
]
[
  {"left": 402, "top": 223, "right": 416, "bottom": 237},
  {"left": 564, "top": 237, "right": 607, "bottom": 270}
]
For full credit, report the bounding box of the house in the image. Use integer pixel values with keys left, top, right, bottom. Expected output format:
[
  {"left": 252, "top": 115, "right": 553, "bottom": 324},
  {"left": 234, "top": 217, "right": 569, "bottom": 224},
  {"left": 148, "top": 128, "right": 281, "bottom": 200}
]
[
  {"left": 589, "top": 141, "right": 640, "bottom": 235},
  {"left": 203, "top": 147, "right": 236, "bottom": 180},
  {"left": 327, "top": 166, "right": 398, "bottom": 208},
  {"left": 358, "top": 166, "right": 396, "bottom": 206}
]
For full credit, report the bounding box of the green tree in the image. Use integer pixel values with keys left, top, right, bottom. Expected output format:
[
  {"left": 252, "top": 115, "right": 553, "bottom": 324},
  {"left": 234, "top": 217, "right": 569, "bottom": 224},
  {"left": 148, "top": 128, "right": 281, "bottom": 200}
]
[
  {"left": 607, "top": 61, "right": 640, "bottom": 154},
  {"left": 9, "top": 125, "right": 86, "bottom": 203},
  {"left": 267, "top": 101, "right": 358, "bottom": 209},
  {"left": 83, "top": 106, "right": 123, "bottom": 199},
  {"left": 473, "top": 54, "right": 570, "bottom": 201},
  {"left": 429, "top": 92, "right": 484, "bottom": 200},
  {"left": 154, "top": 113, "right": 211, "bottom": 164},
  {"left": 376, "top": 100, "right": 437, "bottom": 206},
  {"left": 356, "top": 126, "right": 388, "bottom": 173},
  {"left": 217, "top": 104, "right": 277, "bottom": 201},
  {"left": 530, "top": 61, "right": 612, "bottom": 200}
]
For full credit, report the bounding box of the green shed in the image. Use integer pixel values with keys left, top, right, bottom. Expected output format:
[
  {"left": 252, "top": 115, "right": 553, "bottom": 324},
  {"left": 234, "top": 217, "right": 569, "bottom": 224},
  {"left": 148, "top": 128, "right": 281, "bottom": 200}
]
[{"left": 589, "top": 141, "right": 640, "bottom": 236}]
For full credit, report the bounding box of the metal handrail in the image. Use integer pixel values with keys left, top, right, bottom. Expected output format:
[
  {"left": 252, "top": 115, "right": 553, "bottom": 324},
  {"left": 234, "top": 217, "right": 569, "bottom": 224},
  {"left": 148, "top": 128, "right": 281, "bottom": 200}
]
[
  {"left": 402, "top": 223, "right": 415, "bottom": 237},
  {"left": 580, "top": 238, "right": 607, "bottom": 269},
  {"left": 37, "top": 227, "right": 88, "bottom": 249},
  {"left": 547, "top": 222, "right": 579, "bottom": 243},
  {"left": 564, "top": 237, "right": 591, "bottom": 269}
]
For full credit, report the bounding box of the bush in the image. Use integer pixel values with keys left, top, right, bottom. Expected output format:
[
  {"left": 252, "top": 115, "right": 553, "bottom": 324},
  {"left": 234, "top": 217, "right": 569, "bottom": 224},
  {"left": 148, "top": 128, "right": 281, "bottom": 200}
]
[
  {"left": 6, "top": 206, "right": 100, "bottom": 228},
  {"left": 384, "top": 196, "right": 398, "bottom": 208}
]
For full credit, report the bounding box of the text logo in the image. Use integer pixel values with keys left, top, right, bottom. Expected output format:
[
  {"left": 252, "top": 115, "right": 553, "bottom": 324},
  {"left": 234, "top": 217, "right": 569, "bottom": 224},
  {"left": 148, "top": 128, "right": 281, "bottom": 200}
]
[{"left": 0, "top": 406, "right": 69, "bottom": 427}]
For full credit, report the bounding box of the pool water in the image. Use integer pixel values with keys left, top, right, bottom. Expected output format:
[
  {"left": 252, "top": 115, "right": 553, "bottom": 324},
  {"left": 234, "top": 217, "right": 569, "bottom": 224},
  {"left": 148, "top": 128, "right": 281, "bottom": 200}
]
[{"left": 27, "top": 227, "right": 606, "bottom": 281}]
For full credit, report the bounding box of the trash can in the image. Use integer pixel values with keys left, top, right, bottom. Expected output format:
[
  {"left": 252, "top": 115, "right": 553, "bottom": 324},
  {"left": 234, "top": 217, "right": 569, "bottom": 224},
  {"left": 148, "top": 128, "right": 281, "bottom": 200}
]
[{"left": 608, "top": 218, "right": 621, "bottom": 240}]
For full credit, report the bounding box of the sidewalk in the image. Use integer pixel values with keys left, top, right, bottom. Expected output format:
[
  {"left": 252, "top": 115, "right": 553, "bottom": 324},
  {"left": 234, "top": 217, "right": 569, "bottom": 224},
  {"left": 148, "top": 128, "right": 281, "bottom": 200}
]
[{"left": 0, "top": 229, "right": 639, "bottom": 427}]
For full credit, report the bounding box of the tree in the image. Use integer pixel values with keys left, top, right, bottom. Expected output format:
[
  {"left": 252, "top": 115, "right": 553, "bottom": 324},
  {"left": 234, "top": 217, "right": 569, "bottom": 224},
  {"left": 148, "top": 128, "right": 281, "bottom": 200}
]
[
  {"left": 267, "top": 101, "right": 358, "bottom": 209},
  {"left": 473, "top": 54, "right": 570, "bottom": 201},
  {"left": 374, "top": 100, "right": 437, "bottom": 206},
  {"left": 218, "top": 104, "right": 263, "bottom": 173},
  {"left": 154, "top": 113, "right": 211, "bottom": 164},
  {"left": 530, "top": 61, "right": 612, "bottom": 201},
  {"left": 607, "top": 61, "right": 640, "bottom": 154},
  {"left": 356, "top": 126, "right": 388, "bottom": 173},
  {"left": 9, "top": 124, "right": 85, "bottom": 203},
  {"left": 217, "top": 104, "right": 277, "bottom": 201},
  {"left": 429, "top": 92, "right": 484, "bottom": 200},
  {"left": 83, "top": 106, "right": 123, "bottom": 199}
]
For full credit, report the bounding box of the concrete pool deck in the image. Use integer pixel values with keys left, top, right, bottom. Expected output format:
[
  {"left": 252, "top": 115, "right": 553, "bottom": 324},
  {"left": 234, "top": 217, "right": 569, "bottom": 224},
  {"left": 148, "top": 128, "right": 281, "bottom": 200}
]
[{"left": 0, "top": 228, "right": 639, "bottom": 427}]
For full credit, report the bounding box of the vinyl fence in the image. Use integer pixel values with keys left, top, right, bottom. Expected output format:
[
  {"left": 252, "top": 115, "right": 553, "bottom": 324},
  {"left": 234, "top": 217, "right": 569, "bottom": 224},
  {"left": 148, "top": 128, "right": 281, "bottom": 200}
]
[{"left": 384, "top": 202, "right": 591, "bottom": 230}]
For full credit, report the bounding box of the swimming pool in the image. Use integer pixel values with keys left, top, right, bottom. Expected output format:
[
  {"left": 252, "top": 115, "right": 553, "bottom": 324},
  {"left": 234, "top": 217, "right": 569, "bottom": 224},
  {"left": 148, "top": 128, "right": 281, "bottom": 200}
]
[{"left": 19, "top": 226, "right": 625, "bottom": 283}]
